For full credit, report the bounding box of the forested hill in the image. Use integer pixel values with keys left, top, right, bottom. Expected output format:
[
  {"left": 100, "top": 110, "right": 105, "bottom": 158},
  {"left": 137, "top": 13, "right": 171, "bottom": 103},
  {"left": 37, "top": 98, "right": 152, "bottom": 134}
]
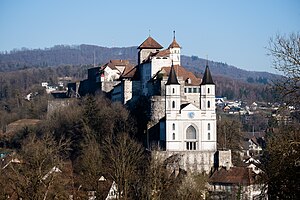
[{"left": 0, "top": 44, "right": 280, "bottom": 83}]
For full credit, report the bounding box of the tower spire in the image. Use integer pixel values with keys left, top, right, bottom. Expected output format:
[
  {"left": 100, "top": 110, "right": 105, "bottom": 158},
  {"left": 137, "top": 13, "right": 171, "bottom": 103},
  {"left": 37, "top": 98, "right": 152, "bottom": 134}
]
[
  {"left": 201, "top": 64, "right": 214, "bottom": 85},
  {"left": 166, "top": 61, "right": 180, "bottom": 85},
  {"left": 173, "top": 30, "right": 176, "bottom": 40},
  {"left": 206, "top": 54, "right": 208, "bottom": 67}
]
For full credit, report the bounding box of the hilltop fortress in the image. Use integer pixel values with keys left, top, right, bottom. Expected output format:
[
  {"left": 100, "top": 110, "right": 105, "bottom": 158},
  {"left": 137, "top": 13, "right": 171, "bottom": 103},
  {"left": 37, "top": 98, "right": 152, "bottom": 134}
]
[{"left": 67, "top": 34, "right": 232, "bottom": 173}]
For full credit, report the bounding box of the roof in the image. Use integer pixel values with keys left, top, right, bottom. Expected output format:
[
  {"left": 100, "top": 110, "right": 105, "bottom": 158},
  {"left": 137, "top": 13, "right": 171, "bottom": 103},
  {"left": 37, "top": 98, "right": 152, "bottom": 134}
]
[
  {"left": 154, "top": 49, "right": 170, "bottom": 57},
  {"left": 138, "top": 36, "right": 163, "bottom": 49},
  {"left": 161, "top": 65, "right": 201, "bottom": 86},
  {"left": 4, "top": 119, "right": 41, "bottom": 134},
  {"left": 120, "top": 65, "right": 140, "bottom": 80},
  {"left": 166, "top": 63, "right": 180, "bottom": 85},
  {"left": 209, "top": 167, "right": 255, "bottom": 185},
  {"left": 101, "top": 60, "right": 133, "bottom": 71},
  {"left": 168, "top": 38, "right": 181, "bottom": 49},
  {"left": 201, "top": 66, "right": 214, "bottom": 85}
]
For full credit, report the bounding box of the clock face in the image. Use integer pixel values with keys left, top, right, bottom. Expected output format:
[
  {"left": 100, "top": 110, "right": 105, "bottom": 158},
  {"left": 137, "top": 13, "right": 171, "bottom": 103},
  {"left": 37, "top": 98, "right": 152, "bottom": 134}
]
[{"left": 188, "top": 112, "right": 195, "bottom": 119}]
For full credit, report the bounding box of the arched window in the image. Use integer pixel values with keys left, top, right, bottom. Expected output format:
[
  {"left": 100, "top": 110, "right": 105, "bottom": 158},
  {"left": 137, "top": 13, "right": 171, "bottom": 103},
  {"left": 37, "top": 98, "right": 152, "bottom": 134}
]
[
  {"left": 172, "top": 133, "right": 175, "bottom": 140},
  {"left": 186, "top": 126, "right": 196, "bottom": 140},
  {"left": 208, "top": 88, "right": 210, "bottom": 94},
  {"left": 208, "top": 123, "right": 211, "bottom": 131},
  {"left": 207, "top": 100, "right": 210, "bottom": 108},
  {"left": 172, "top": 101, "right": 175, "bottom": 108},
  {"left": 186, "top": 125, "right": 197, "bottom": 150},
  {"left": 172, "top": 123, "right": 175, "bottom": 130},
  {"left": 208, "top": 132, "right": 210, "bottom": 140},
  {"left": 172, "top": 88, "right": 175, "bottom": 94}
]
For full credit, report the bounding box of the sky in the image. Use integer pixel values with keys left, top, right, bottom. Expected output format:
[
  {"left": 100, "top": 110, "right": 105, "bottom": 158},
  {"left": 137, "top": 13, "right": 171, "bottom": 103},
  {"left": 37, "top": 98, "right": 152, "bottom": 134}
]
[{"left": 0, "top": 0, "right": 299, "bottom": 73}]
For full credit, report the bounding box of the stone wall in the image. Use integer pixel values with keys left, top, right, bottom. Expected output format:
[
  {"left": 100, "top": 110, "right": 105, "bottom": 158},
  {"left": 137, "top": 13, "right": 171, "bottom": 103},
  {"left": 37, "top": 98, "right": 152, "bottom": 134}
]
[
  {"left": 47, "top": 99, "right": 71, "bottom": 117},
  {"left": 158, "top": 150, "right": 216, "bottom": 173},
  {"left": 150, "top": 96, "right": 165, "bottom": 124},
  {"left": 101, "top": 81, "right": 120, "bottom": 93}
]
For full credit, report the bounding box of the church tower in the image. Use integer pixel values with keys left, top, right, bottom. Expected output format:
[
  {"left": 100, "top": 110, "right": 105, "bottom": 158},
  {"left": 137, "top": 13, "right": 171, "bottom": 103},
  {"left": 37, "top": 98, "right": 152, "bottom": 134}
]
[
  {"left": 168, "top": 31, "right": 181, "bottom": 65},
  {"left": 165, "top": 62, "right": 181, "bottom": 115},
  {"left": 165, "top": 62, "right": 181, "bottom": 150},
  {"left": 200, "top": 65, "right": 217, "bottom": 151}
]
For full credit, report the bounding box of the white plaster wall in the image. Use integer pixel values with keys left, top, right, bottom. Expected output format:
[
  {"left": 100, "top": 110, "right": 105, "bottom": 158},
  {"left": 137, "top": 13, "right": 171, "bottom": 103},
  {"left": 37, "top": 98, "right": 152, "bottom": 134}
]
[
  {"left": 151, "top": 57, "right": 171, "bottom": 77},
  {"left": 169, "top": 48, "right": 180, "bottom": 65},
  {"left": 104, "top": 68, "right": 120, "bottom": 81},
  {"left": 185, "top": 93, "right": 200, "bottom": 108},
  {"left": 123, "top": 80, "right": 132, "bottom": 104},
  {"left": 200, "top": 84, "right": 216, "bottom": 111},
  {"left": 139, "top": 49, "right": 156, "bottom": 64}
]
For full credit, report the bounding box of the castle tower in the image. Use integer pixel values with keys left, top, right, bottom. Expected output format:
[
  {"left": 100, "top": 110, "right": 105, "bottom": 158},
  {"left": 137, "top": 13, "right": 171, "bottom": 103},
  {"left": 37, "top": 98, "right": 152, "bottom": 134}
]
[
  {"left": 200, "top": 65, "right": 217, "bottom": 151},
  {"left": 168, "top": 31, "right": 181, "bottom": 65},
  {"left": 165, "top": 62, "right": 181, "bottom": 150},
  {"left": 138, "top": 36, "right": 163, "bottom": 64}
]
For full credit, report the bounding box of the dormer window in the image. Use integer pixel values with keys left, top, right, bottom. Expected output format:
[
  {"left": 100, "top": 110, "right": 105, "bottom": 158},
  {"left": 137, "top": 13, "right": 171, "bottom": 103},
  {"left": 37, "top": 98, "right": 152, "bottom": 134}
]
[{"left": 186, "top": 78, "right": 192, "bottom": 84}]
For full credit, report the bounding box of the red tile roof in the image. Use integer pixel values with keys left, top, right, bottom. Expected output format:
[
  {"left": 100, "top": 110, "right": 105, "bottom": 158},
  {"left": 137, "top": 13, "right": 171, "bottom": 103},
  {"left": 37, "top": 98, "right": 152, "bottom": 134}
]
[
  {"left": 209, "top": 167, "right": 255, "bottom": 185},
  {"left": 138, "top": 36, "right": 163, "bottom": 49},
  {"left": 161, "top": 65, "right": 201, "bottom": 86},
  {"left": 168, "top": 38, "right": 181, "bottom": 48},
  {"left": 154, "top": 49, "right": 170, "bottom": 57},
  {"left": 101, "top": 60, "right": 134, "bottom": 73},
  {"left": 121, "top": 65, "right": 139, "bottom": 79}
]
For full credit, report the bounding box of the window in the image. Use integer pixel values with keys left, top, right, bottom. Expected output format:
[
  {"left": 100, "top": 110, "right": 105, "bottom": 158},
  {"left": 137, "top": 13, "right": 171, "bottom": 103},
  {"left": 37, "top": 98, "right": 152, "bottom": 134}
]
[
  {"left": 207, "top": 100, "right": 211, "bottom": 108},
  {"left": 188, "top": 88, "right": 192, "bottom": 93},
  {"left": 186, "top": 126, "right": 196, "bottom": 139},
  {"left": 172, "top": 88, "right": 175, "bottom": 94},
  {"left": 184, "top": 88, "right": 187, "bottom": 93},
  {"left": 208, "top": 88, "right": 210, "bottom": 94},
  {"left": 172, "top": 133, "right": 175, "bottom": 140},
  {"left": 208, "top": 123, "right": 211, "bottom": 131},
  {"left": 193, "top": 88, "right": 197, "bottom": 93},
  {"left": 172, "top": 123, "right": 175, "bottom": 130},
  {"left": 208, "top": 132, "right": 210, "bottom": 140},
  {"left": 186, "top": 142, "right": 196, "bottom": 150},
  {"left": 186, "top": 125, "right": 197, "bottom": 150},
  {"left": 172, "top": 101, "right": 175, "bottom": 108}
]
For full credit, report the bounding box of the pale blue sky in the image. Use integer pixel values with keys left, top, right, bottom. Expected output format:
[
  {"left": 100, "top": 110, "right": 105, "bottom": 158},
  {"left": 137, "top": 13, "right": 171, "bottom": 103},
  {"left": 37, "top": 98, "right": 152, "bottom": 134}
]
[{"left": 0, "top": 0, "right": 299, "bottom": 73}]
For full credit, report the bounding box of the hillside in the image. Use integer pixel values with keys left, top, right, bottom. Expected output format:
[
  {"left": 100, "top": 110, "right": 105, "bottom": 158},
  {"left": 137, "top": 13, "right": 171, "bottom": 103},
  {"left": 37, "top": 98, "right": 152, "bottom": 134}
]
[{"left": 0, "top": 44, "right": 280, "bottom": 84}]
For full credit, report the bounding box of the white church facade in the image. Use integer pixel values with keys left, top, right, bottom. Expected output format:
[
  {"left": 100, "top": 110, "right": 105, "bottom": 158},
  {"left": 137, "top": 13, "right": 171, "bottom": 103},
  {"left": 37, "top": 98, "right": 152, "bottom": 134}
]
[{"left": 161, "top": 64, "right": 217, "bottom": 152}]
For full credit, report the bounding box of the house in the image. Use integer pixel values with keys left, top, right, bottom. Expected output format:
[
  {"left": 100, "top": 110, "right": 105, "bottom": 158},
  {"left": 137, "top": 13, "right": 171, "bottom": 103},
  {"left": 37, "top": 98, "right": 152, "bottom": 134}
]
[
  {"left": 97, "top": 175, "right": 119, "bottom": 200},
  {"left": 242, "top": 132, "right": 266, "bottom": 157},
  {"left": 208, "top": 166, "right": 267, "bottom": 199}
]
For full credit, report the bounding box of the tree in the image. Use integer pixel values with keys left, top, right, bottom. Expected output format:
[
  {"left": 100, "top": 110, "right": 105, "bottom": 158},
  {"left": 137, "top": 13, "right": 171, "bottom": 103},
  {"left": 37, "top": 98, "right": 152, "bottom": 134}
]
[
  {"left": 217, "top": 115, "right": 243, "bottom": 166},
  {"left": 262, "top": 124, "right": 300, "bottom": 199},
  {"left": 73, "top": 134, "right": 103, "bottom": 195},
  {"left": 268, "top": 33, "right": 300, "bottom": 107},
  {"left": 0, "top": 132, "right": 71, "bottom": 199},
  {"left": 263, "top": 33, "right": 300, "bottom": 198},
  {"left": 102, "top": 133, "right": 145, "bottom": 200}
]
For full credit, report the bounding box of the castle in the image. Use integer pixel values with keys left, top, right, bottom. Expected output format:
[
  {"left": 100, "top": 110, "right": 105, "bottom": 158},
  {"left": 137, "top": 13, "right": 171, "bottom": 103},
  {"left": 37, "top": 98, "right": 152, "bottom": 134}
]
[{"left": 68, "top": 34, "right": 230, "bottom": 173}]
